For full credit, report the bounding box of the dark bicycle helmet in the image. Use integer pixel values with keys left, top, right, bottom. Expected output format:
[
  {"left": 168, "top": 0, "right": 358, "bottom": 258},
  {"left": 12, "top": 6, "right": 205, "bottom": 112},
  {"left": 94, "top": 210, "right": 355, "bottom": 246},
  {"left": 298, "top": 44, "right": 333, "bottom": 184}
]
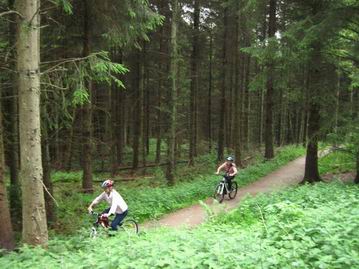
[
  {"left": 226, "top": 156, "right": 234, "bottom": 161},
  {"left": 101, "top": 179, "right": 114, "bottom": 188}
]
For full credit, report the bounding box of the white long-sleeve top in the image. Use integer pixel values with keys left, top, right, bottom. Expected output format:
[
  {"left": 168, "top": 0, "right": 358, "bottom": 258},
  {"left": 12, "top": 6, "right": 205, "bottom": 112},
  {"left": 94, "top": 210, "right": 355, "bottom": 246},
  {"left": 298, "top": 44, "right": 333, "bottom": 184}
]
[{"left": 92, "top": 189, "right": 128, "bottom": 215}]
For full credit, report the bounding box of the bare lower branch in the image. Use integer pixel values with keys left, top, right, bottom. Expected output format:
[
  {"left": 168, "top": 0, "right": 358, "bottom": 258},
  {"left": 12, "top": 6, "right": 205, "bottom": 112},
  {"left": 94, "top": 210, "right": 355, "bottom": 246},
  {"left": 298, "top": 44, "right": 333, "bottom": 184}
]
[{"left": 0, "top": 10, "right": 23, "bottom": 18}]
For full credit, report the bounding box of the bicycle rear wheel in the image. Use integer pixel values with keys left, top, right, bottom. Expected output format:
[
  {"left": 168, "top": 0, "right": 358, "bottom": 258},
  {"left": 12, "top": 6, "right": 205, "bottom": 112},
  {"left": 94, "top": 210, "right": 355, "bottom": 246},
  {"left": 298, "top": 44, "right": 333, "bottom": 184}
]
[
  {"left": 228, "top": 182, "right": 238, "bottom": 199},
  {"left": 214, "top": 183, "right": 224, "bottom": 203},
  {"left": 119, "top": 219, "right": 139, "bottom": 235}
]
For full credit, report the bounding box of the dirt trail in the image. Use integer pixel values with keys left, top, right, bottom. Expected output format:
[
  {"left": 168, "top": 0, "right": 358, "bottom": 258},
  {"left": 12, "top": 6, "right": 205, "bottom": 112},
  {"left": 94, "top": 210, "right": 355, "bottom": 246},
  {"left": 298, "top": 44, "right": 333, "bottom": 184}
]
[{"left": 144, "top": 156, "right": 306, "bottom": 229}]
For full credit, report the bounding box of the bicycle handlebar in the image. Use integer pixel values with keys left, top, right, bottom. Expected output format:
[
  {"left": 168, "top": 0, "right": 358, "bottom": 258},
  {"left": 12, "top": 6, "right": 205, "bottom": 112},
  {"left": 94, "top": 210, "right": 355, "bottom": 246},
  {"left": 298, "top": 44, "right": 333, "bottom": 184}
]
[{"left": 90, "top": 211, "right": 100, "bottom": 216}]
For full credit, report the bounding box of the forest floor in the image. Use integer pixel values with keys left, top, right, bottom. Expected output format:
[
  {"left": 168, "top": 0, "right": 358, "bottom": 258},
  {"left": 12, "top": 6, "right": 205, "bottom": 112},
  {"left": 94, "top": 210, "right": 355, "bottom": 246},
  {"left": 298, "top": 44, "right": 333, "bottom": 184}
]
[{"left": 144, "top": 155, "right": 309, "bottom": 229}]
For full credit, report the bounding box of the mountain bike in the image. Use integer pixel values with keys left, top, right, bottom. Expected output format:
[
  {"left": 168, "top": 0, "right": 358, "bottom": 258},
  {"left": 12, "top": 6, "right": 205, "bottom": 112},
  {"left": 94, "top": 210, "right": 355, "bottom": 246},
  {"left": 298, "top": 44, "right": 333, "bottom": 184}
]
[
  {"left": 90, "top": 211, "right": 139, "bottom": 238},
  {"left": 213, "top": 174, "right": 238, "bottom": 203}
]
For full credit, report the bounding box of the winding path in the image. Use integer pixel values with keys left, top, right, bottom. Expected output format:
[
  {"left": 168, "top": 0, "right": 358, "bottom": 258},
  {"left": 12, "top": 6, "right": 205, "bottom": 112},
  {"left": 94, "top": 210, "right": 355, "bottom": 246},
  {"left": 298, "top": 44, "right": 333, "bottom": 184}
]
[{"left": 144, "top": 156, "right": 306, "bottom": 229}]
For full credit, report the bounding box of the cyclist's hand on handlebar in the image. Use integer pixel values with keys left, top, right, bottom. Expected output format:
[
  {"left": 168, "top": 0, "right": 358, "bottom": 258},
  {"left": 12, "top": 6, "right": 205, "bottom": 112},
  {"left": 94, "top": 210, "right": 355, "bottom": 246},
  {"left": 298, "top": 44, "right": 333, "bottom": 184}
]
[
  {"left": 215, "top": 172, "right": 219, "bottom": 175},
  {"left": 88, "top": 207, "right": 93, "bottom": 214}
]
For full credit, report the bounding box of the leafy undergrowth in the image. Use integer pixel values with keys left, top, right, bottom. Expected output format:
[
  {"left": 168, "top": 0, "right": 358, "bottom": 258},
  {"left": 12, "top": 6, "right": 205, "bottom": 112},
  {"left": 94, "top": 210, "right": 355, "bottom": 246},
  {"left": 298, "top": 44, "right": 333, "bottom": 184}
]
[
  {"left": 53, "top": 145, "right": 305, "bottom": 233},
  {"left": 1, "top": 181, "right": 358, "bottom": 268},
  {"left": 319, "top": 150, "right": 355, "bottom": 175}
]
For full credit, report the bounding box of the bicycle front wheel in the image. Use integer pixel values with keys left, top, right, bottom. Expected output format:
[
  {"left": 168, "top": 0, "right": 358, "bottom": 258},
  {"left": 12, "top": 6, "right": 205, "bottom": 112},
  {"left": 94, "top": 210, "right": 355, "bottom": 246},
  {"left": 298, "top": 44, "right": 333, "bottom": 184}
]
[
  {"left": 214, "top": 183, "right": 224, "bottom": 203},
  {"left": 228, "top": 181, "right": 238, "bottom": 199},
  {"left": 90, "top": 227, "right": 97, "bottom": 238},
  {"left": 119, "top": 219, "right": 139, "bottom": 235}
]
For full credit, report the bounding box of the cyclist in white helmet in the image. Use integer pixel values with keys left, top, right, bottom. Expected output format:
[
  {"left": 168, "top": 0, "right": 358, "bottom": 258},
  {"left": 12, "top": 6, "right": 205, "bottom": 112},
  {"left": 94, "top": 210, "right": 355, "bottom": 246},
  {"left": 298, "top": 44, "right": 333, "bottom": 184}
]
[
  {"left": 88, "top": 179, "right": 128, "bottom": 230},
  {"left": 216, "top": 156, "right": 238, "bottom": 191}
]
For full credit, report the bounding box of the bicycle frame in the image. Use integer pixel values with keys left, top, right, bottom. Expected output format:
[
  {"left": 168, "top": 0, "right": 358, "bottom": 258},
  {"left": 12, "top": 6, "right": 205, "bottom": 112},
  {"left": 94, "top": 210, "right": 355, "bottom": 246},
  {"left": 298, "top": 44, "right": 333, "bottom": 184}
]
[
  {"left": 90, "top": 211, "right": 139, "bottom": 237},
  {"left": 217, "top": 177, "right": 231, "bottom": 195},
  {"left": 91, "top": 212, "right": 106, "bottom": 225}
]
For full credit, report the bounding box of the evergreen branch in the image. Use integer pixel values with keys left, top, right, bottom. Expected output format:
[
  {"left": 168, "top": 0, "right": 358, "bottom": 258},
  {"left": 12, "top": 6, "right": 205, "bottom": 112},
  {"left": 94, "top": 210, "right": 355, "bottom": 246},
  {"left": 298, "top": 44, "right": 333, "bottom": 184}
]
[{"left": 41, "top": 53, "right": 102, "bottom": 75}]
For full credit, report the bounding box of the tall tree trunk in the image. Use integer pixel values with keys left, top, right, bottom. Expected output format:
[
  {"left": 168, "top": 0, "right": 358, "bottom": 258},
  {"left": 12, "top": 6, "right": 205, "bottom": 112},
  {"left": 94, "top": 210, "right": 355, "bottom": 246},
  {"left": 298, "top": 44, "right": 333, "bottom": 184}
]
[
  {"left": 0, "top": 87, "right": 15, "bottom": 251},
  {"left": 110, "top": 47, "right": 124, "bottom": 174},
  {"left": 41, "top": 129, "right": 55, "bottom": 225},
  {"left": 155, "top": 6, "right": 165, "bottom": 164},
  {"left": 234, "top": 9, "right": 242, "bottom": 166},
  {"left": 81, "top": 0, "right": 93, "bottom": 193},
  {"left": 302, "top": 44, "right": 322, "bottom": 183},
  {"left": 16, "top": 0, "right": 48, "bottom": 245},
  {"left": 7, "top": 0, "right": 21, "bottom": 229},
  {"left": 302, "top": 1, "right": 326, "bottom": 183},
  {"left": 189, "top": 0, "right": 200, "bottom": 166},
  {"left": 132, "top": 51, "right": 142, "bottom": 170},
  {"left": 64, "top": 110, "right": 76, "bottom": 171},
  {"left": 155, "top": 49, "right": 163, "bottom": 164},
  {"left": 217, "top": 6, "right": 228, "bottom": 162},
  {"left": 208, "top": 30, "right": 213, "bottom": 153},
  {"left": 355, "top": 151, "right": 359, "bottom": 184},
  {"left": 41, "top": 90, "right": 55, "bottom": 224},
  {"left": 116, "top": 51, "right": 125, "bottom": 166},
  {"left": 243, "top": 55, "right": 251, "bottom": 150},
  {"left": 140, "top": 45, "right": 146, "bottom": 172},
  {"left": 166, "top": 0, "right": 179, "bottom": 185},
  {"left": 144, "top": 52, "right": 150, "bottom": 157},
  {"left": 302, "top": 70, "right": 310, "bottom": 147},
  {"left": 303, "top": 104, "right": 321, "bottom": 182},
  {"left": 110, "top": 48, "right": 118, "bottom": 176},
  {"left": 264, "top": 0, "right": 277, "bottom": 160},
  {"left": 276, "top": 88, "right": 282, "bottom": 146}
]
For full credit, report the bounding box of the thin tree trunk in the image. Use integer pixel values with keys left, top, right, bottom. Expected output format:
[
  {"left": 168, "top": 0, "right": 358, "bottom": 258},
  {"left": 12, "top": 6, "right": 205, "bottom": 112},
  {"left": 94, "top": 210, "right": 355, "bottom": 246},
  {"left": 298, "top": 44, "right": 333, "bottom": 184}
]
[
  {"left": 0, "top": 86, "right": 15, "bottom": 251},
  {"left": 234, "top": 9, "right": 242, "bottom": 166},
  {"left": 155, "top": 1, "right": 170, "bottom": 164},
  {"left": 7, "top": 0, "right": 21, "bottom": 229},
  {"left": 243, "top": 55, "right": 251, "bottom": 150},
  {"left": 145, "top": 55, "right": 150, "bottom": 157},
  {"left": 140, "top": 45, "right": 146, "bottom": 173},
  {"left": 41, "top": 128, "right": 55, "bottom": 225},
  {"left": 64, "top": 110, "right": 76, "bottom": 171},
  {"left": 189, "top": 0, "right": 200, "bottom": 166},
  {"left": 260, "top": 87, "right": 264, "bottom": 146},
  {"left": 217, "top": 6, "right": 228, "bottom": 162},
  {"left": 264, "top": 0, "right": 276, "bottom": 160},
  {"left": 155, "top": 49, "right": 163, "bottom": 164},
  {"left": 208, "top": 30, "right": 213, "bottom": 153},
  {"left": 16, "top": 0, "right": 48, "bottom": 245},
  {"left": 116, "top": 51, "right": 125, "bottom": 166},
  {"left": 81, "top": 0, "right": 93, "bottom": 193},
  {"left": 355, "top": 151, "right": 359, "bottom": 184},
  {"left": 132, "top": 52, "right": 144, "bottom": 170},
  {"left": 41, "top": 89, "right": 55, "bottom": 224},
  {"left": 276, "top": 88, "right": 282, "bottom": 146},
  {"left": 166, "top": 0, "right": 179, "bottom": 185},
  {"left": 110, "top": 51, "right": 117, "bottom": 176}
]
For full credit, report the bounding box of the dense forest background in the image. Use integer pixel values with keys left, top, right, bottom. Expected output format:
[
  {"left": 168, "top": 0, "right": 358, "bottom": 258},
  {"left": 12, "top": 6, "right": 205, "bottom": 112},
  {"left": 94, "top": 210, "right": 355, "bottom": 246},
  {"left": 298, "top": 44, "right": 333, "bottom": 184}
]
[{"left": 0, "top": 0, "right": 358, "bottom": 250}]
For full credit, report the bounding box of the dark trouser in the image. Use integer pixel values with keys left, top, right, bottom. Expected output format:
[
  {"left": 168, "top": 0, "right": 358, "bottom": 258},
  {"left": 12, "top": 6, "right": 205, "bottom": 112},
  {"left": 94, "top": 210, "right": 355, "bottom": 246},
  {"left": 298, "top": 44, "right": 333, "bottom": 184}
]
[
  {"left": 102, "top": 208, "right": 128, "bottom": 231},
  {"left": 224, "top": 175, "right": 235, "bottom": 191}
]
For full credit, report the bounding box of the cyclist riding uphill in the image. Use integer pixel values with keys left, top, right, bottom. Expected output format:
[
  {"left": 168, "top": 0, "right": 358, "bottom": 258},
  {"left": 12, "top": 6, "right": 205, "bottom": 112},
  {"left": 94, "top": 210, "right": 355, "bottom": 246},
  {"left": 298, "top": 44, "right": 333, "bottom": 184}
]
[
  {"left": 216, "top": 156, "right": 238, "bottom": 191},
  {"left": 88, "top": 180, "right": 128, "bottom": 231}
]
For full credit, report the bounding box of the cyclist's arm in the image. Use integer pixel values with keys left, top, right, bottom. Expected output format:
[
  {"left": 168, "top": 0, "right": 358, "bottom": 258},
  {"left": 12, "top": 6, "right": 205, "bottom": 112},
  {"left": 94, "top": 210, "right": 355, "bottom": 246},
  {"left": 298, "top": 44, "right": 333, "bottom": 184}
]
[
  {"left": 88, "top": 193, "right": 104, "bottom": 212},
  {"left": 229, "top": 165, "right": 238, "bottom": 177},
  {"left": 216, "top": 163, "right": 226, "bottom": 174}
]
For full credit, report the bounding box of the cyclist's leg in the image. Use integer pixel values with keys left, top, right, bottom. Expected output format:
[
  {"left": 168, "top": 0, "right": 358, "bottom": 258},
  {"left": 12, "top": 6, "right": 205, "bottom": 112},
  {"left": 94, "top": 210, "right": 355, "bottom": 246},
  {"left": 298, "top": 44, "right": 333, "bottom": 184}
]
[
  {"left": 227, "top": 176, "right": 234, "bottom": 190},
  {"left": 110, "top": 210, "right": 128, "bottom": 230},
  {"left": 224, "top": 175, "right": 232, "bottom": 191}
]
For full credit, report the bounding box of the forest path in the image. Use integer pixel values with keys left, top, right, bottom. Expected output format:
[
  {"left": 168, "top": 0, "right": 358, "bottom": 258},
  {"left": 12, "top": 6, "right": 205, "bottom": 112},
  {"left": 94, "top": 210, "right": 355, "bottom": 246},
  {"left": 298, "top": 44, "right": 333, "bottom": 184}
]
[{"left": 143, "top": 155, "right": 307, "bottom": 229}]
